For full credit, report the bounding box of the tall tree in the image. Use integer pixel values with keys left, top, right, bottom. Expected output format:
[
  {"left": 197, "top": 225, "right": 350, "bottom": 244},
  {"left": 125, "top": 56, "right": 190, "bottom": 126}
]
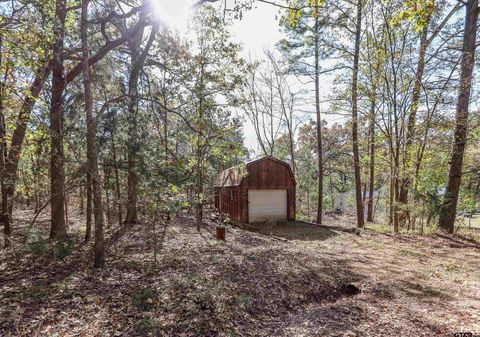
[
  {"left": 279, "top": 0, "right": 333, "bottom": 224},
  {"left": 49, "top": 0, "right": 68, "bottom": 239},
  {"left": 124, "top": 18, "right": 159, "bottom": 225},
  {"left": 439, "top": 0, "right": 479, "bottom": 233},
  {"left": 0, "top": 34, "right": 10, "bottom": 246},
  {"left": 363, "top": 3, "right": 381, "bottom": 223},
  {"left": 313, "top": 6, "right": 324, "bottom": 224},
  {"left": 367, "top": 97, "right": 376, "bottom": 222},
  {"left": 82, "top": 0, "right": 105, "bottom": 266},
  {"left": 188, "top": 6, "right": 245, "bottom": 229},
  {"left": 351, "top": 0, "right": 364, "bottom": 228},
  {"left": 398, "top": 1, "right": 461, "bottom": 224},
  {"left": 265, "top": 51, "right": 298, "bottom": 176}
]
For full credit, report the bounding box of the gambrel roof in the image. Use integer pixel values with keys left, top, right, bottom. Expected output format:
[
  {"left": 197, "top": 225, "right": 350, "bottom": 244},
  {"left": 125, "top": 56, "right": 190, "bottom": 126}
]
[{"left": 214, "top": 156, "right": 294, "bottom": 187}]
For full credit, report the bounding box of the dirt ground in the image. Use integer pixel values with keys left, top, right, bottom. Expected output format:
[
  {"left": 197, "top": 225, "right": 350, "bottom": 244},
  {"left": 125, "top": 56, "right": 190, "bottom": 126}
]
[{"left": 0, "top": 210, "right": 479, "bottom": 337}]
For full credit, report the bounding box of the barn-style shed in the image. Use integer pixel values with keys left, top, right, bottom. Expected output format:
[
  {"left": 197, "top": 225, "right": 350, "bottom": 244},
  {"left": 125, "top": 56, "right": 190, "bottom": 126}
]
[{"left": 214, "top": 156, "right": 296, "bottom": 223}]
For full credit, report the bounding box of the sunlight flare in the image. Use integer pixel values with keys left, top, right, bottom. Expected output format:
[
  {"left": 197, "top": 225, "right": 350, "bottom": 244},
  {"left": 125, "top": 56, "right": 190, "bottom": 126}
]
[{"left": 148, "top": 0, "right": 192, "bottom": 33}]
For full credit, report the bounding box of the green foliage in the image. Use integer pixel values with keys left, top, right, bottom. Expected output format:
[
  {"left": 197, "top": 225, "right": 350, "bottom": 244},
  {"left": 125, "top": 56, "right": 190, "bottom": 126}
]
[
  {"left": 56, "top": 238, "right": 74, "bottom": 261},
  {"left": 419, "top": 189, "right": 443, "bottom": 224},
  {"left": 28, "top": 239, "right": 47, "bottom": 256},
  {"left": 287, "top": 0, "right": 326, "bottom": 27},
  {"left": 29, "top": 286, "right": 47, "bottom": 300},
  {"left": 135, "top": 316, "right": 152, "bottom": 335},
  {"left": 26, "top": 228, "right": 47, "bottom": 256},
  {"left": 392, "top": 0, "right": 436, "bottom": 31},
  {"left": 279, "top": 0, "right": 333, "bottom": 76},
  {"left": 132, "top": 288, "right": 156, "bottom": 311}
]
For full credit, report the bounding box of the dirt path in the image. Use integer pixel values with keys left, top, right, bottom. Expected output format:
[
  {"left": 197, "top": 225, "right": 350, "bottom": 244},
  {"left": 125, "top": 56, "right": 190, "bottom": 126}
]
[{"left": 1, "top": 214, "right": 479, "bottom": 336}]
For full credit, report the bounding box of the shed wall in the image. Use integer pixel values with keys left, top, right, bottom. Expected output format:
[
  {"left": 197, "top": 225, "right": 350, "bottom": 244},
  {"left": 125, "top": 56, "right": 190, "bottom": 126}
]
[{"left": 214, "top": 186, "right": 242, "bottom": 222}]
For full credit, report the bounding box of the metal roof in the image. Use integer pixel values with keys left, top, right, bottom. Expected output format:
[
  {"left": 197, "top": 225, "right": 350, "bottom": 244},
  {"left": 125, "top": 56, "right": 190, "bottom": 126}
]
[{"left": 214, "top": 163, "right": 247, "bottom": 187}]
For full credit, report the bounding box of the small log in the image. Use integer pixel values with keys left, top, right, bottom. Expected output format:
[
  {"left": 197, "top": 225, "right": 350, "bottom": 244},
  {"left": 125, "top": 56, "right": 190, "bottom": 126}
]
[{"left": 435, "top": 233, "right": 480, "bottom": 249}]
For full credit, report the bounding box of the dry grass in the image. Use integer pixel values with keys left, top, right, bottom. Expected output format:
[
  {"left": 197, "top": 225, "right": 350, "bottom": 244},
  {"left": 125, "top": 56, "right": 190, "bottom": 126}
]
[{"left": 0, "top": 210, "right": 479, "bottom": 336}]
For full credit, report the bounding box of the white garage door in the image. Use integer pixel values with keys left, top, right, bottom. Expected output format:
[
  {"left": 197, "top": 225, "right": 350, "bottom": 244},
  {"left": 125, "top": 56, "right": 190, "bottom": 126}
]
[{"left": 248, "top": 189, "right": 287, "bottom": 222}]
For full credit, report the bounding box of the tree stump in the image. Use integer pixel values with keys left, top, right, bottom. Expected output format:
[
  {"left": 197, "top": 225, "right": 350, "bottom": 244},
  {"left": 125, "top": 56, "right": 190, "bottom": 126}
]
[{"left": 216, "top": 226, "right": 226, "bottom": 241}]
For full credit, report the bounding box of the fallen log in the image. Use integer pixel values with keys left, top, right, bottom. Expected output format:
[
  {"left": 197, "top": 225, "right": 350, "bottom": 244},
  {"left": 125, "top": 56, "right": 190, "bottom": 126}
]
[{"left": 435, "top": 233, "right": 480, "bottom": 249}]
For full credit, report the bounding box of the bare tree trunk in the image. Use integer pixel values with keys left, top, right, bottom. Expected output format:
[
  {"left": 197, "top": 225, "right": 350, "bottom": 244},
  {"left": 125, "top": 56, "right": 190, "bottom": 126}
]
[
  {"left": 124, "top": 50, "right": 140, "bottom": 224},
  {"left": 0, "top": 35, "right": 10, "bottom": 247},
  {"left": 362, "top": 181, "right": 367, "bottom": 204},
  {"left": 352, "top": 0, "right": 364, "bottom": 228},
  {"left": 393, "top": 153, "right": 400, "bottom": 233},
  {"left": 196, "top": 61, "right": 205, "bottom": 231},
  {"left": 329, "top": 175, "right": 335, "bottom": 212},
  {"left": 389, "top": 157, "right": 394, "bottom": 227},
  {"left": 64, "top": 191, "right": 69, "bottom": 229},
  {"left": 288, "top": 128, "right": 296, "bottom": 177},
  {"left": 315, "top": 10, "right": 324, "bottom": 224},
  {"left": 3, "top": 63, "right": 51, "bottom": 227},
  {"left": 306, "top": 188, "right": 310, "bottom": 219},
  {"left": 196, "top": 157, "right": 204, "bottom": 230},
  {"left": 111, "top": 135, "right": 122, "bottom": 227},
  {"left": 33, "top": 139, "right": 43, "bottom": 214},
  {"left": 49, "top": 0, "right": 67, "bottom": 240},
  {"left": 85, "top": 173, "right": 92, "bottom": 242},
  {"left": 104, "top": 164, "right": 112, "bottom": 226},
  {"left": 439, "top": 0, "right": 479, "bottom": 233},
  {"left": 79, "top": 184, "right": 84, "bottom": 215},
  {"left": 82, "top": 0, "right": 105, "bottom": 267},
  {"left": 367, "top": 99, "right": 375, "bottom": 222},
  {"left": 163, "top": 107, "right": 168, "bottom": 160}
]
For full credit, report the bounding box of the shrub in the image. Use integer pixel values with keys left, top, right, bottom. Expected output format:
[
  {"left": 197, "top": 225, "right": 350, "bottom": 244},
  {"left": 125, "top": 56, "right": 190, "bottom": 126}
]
[
  {"left": 30, "top": 286, "right": 47, "bottom": 300},
  {"left": 26, "top": 228, "right": 46, "bottom": 256},
  {"left": 28, "top": 240, "right": 47, "bottom": 256},
  {"left": 132, "top": 288, "right": 156, "bottom": 310},
  {"left": 136, "top": 316, "right": 152, "bottom": 335},
  {"left": 57, "top": 238, "right": 74, "bottom": 260}
]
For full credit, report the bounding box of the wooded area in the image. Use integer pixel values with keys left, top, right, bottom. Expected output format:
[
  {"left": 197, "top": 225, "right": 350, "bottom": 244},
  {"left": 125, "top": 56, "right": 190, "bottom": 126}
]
[{"left": 0, "top": 0, "right": 479, "bottom": 336}]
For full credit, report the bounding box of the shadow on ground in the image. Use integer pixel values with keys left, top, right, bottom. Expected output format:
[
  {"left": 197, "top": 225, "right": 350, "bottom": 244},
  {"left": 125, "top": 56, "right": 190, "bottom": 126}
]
[
  {"left": 0, "top": 218, "right": 359, "bottom": 337},
  {"left": 243, "top": 221, "right": 339, "bottom": 241}
]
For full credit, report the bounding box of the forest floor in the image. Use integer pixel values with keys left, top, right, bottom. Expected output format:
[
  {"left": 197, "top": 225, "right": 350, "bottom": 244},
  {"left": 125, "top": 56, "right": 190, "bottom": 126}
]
[{"left": 1, "top": 209, "right": 480, "bottom": 337}]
